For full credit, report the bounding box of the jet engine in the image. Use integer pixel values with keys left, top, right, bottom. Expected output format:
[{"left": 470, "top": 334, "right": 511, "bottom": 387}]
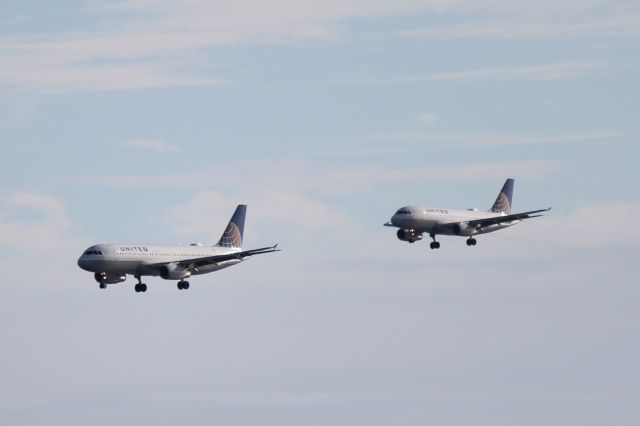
[
  {"left": 397, "top": 229, "right": 423, "bottom": 243},
  {"left": 452, "top": 222, "right": 471, "bottom": 236},
  {"left": 94, "top": 272, "right": 126, "bottom": 284},
  {"left": 160, "top": 263, "right": 192, "bottom": 280}
]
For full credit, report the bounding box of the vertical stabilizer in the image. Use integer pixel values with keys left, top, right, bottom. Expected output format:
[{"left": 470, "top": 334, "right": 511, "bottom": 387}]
[
  {"left": 216, "top": 205, "right": 246, "bottom": 248},
  {"left": 490, "top": 179, "right": 514, "bottom": 214}
]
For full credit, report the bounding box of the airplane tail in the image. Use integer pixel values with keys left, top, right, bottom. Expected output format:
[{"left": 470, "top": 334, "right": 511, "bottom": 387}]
[
  {"left": 215, "top": 205, "right": 246, "bottom": 248},
  {"left": 489, "top": 179, "right": 514, "bottom": 214}
]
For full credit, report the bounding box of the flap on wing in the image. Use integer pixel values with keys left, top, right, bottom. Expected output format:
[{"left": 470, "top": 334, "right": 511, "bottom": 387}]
[{"left": 467, "top": 207, "right": 551, "bottom": 228}]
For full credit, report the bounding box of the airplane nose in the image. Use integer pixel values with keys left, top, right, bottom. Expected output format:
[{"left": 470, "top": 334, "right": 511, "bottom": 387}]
[{"left": 77, "top": 257, "right": 89, "bottom": 271}]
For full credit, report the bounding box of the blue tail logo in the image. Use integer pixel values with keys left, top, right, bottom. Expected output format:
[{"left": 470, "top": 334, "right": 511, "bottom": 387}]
[
  {"left": 490, "top": 179, "right": 514, "bottom": 214},
  {"left": 216, "top": 205, "right": 246, "bottom": 248}
]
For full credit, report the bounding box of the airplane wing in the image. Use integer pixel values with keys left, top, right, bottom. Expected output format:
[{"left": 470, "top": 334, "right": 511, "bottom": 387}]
[
  {"left": 464, "top": 208, "right": 551, "bottom": 228},
  {"left": 184, "top": 245, "right": 280, "bottom": 268},
  {"left": 146, "top": 245, "right": 280, "bottom": 271}
]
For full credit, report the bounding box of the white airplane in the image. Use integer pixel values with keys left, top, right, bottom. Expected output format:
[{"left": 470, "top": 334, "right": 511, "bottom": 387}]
[
  {"left": 385, "top": 178, "right": 550, "bottom": 249},
  {"left": 77, "top": 205, "right": 279, "bottom": 292}
]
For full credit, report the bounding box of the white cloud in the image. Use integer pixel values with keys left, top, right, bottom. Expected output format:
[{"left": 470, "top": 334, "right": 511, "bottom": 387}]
[
  {"left": 163, "top": 190, "right": 346, "bottom": 243},
  {"left": 122, "top": 138, "right": 180, "bottom": 152},
  {"left": 532, "top": 202, "right": 640, "bottom": 250},
  {"left": 0, "top": 193, "right": 83, "bottom": 252}
]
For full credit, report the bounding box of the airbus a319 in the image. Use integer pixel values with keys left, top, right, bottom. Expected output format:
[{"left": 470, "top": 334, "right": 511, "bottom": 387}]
[
  {"left": 385, "top": 179, "right": 550, "bottom": 249},
  {"left": 77, "top": 205, "right": 279, "bottom": 292}
]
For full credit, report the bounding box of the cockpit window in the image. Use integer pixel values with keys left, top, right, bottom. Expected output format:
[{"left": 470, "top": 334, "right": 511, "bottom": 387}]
[
  {"left": 83, "top": 250, "right": 103, "bottom": 255},
  {"left": 396, "top": 209, "right": 411, "bottom": 215}
]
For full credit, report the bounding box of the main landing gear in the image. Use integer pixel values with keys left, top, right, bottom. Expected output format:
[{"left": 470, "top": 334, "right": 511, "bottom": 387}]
[
  {"left": 429, "top": 233, "right": 441, "bottom": 250},
  {"left": 466, "top": 237, "right": 477, "bottom": 246},
  {"left": 134, "top": 275, "right": 147, "bottom": 293},
  {"left": 99, "top": 283, "right": 107, "bottom": 289},
  {"left": 177, "top": 280, "right": 190, "bottom": 290}
]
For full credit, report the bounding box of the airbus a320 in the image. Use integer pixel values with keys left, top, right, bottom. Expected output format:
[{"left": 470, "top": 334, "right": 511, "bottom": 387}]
[
  {"left": 77, "top": 205, "right": 279, "bottom": 292},
  {"left": 385, "top": 179, "right": 550, "bottom": 249}
]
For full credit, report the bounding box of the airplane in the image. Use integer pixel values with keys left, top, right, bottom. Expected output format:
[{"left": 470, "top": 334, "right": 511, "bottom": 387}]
[
  {"left": 77, "top": 205, "right": 279, "bottom": 292},
  {"left": 384, "top": 178, "right": 550, "bottom": 249}
]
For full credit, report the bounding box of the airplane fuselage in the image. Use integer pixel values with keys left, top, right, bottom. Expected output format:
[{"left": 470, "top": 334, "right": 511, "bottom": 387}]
[
  {"left": 77, "top": 204, "right": 279, "bottom": 292},
  {"left": 78, "top": 243, "right": 243, "bottom": 277},
  {"left": 389, "top": 206, "right": 519, "bottom": 236}
]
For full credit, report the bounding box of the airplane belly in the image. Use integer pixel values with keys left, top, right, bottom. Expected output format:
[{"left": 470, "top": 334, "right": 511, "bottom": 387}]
[
  {"left": 408, "top": 219, "right": 437, "bottom": 233},
  {"left": 110, "top": 260, "right": 146, "bottom": 275}
]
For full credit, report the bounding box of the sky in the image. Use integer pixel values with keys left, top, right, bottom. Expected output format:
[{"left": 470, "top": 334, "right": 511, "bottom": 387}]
[{"left": 0, "top": 0, "right": 639, "bottom": 424}]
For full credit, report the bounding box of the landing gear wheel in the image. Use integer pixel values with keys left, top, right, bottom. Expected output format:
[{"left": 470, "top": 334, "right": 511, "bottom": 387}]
[
  {"left": 466, "top": 238, "right": 477, "bottom": 246},
  {"left": 429, "top": 233, "right": 440, "bottom": 250},
  {"left": 99, "top": 283, "right": 107, "bottom": 289},
  {"left": 134, "top": 275, "right": 147, "bottom": 292},
  {"left": 183, "top": 281, "right": 189, "bottom": 290}
]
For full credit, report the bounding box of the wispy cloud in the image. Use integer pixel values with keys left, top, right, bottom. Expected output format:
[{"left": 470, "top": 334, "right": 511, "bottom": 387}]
[
  {"left": 342, "top": 131, "right": 625, "bottom": 148},
  {"left": 122, "top": 138, "right": 180, "bottom": 152},
  {"left": 57, "top": 158, "right": 561, "bottom": 195},
  {"left": 0, "top": 0, "right": 445, "bottom": 94},
  {"left": 399, "top": 14, "right": 640, "bottom": 41},
  {"left": 416, "top": 112, "right": 441, "bottom": 126},
  {"left": 300, "top": 131, "right": 626, "bottom": 160},
  {"left": 2, "top": 1, "right": 636, "bottom": 94},
  {"left": 343, "top": 60, "right": 620, "bottom": 85},
  {"left": 55, "top": 129, "right": 623, "bottom": 194}
]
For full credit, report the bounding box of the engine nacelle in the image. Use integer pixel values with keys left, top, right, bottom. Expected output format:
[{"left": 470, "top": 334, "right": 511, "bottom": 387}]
[
  {"left": 94, "top": 272, "right": 126, "bottom": 284},
  {"left": 397, "top": 229, "right": 423, "bottom": 243},
  {"left": 160, "top": 263, "right": 192, "bottom": 280},
  {"left": 452, "top": 222, "right": 471, "bottom": 235}
]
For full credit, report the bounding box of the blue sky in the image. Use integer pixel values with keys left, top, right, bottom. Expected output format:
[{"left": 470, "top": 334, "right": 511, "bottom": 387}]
[{"left": 1, "top": 1, "right": 639, "bottom": 425}]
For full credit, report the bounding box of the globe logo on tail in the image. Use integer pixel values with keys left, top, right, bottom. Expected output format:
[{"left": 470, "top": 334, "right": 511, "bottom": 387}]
[
  {"left": 218, "top": 222, "right": 242, "bottom": 248},
  {"left": 491, "top": 192, "right": 511, "bottom": 215}
]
